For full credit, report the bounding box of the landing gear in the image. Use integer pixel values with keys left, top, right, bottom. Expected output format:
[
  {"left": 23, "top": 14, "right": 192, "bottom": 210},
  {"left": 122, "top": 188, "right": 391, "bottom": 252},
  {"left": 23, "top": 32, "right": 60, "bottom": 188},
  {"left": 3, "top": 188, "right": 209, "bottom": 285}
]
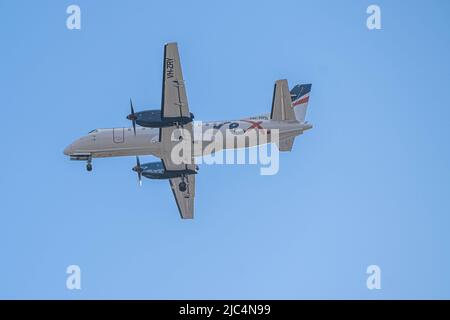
[
  {"left": 178, "top": 177, "right": 187, "bottom": 192},
  {"left": 86, "top": 157, "right": 93, "bottom": 172}
]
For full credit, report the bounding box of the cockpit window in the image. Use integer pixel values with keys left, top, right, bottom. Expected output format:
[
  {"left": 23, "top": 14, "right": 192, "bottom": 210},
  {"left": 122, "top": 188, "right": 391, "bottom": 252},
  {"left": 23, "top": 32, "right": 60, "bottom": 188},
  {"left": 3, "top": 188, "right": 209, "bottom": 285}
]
[{"left": 88, "top": 129, "right": 98, "bottom": 134}]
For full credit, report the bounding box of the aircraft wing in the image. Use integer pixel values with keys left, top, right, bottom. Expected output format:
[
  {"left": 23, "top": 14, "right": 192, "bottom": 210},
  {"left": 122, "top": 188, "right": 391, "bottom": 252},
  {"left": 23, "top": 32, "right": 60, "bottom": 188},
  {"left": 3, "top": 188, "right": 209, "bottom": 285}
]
[
  {"left": 161, "top": 42, "right": 191, "bottom": 120},
  {"left": 168, "top": 174, "right": 195, "bottom": 219},
  {"left": 159, "top": 43, "right": 196, "bottom": 219}
]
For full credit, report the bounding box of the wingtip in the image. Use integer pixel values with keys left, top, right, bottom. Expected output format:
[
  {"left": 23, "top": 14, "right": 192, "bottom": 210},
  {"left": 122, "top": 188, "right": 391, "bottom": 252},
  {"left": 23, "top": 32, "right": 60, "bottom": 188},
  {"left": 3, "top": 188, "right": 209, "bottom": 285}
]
[{"left": 165, "top": 41, "right": 178, "bottom": 47}]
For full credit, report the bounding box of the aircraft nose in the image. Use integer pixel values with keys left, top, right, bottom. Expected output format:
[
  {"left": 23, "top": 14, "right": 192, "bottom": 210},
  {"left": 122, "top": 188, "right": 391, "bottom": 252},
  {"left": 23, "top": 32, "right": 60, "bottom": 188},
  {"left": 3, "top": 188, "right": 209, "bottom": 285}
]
[{"left": 64, "top": 144, "right": 73, "bottom": 156}]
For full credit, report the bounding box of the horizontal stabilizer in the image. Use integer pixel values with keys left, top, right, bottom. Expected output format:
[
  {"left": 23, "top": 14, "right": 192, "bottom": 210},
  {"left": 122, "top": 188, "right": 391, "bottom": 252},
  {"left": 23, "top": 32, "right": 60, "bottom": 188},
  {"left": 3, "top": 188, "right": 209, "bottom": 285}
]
[{"left": 276, "top": 137, "right": 295, "bottom": 152}]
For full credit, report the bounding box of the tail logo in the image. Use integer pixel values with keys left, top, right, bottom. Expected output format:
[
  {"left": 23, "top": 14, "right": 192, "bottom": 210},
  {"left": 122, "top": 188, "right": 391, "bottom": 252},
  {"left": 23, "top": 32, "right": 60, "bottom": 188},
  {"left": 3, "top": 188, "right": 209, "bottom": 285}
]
[
  {"left": 242, "top": 120, "right": 264, "bottom": 132},
  {"left": 290, "top": 84, "right": 312, "bottom": 108}
]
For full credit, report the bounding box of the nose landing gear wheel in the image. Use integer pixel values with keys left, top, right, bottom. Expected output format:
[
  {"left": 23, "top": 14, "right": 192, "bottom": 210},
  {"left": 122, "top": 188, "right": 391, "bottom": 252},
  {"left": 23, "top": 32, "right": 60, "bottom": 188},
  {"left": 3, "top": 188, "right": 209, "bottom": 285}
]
[{"left": 86, "top": 156, "right": 93, "bottom": 172}]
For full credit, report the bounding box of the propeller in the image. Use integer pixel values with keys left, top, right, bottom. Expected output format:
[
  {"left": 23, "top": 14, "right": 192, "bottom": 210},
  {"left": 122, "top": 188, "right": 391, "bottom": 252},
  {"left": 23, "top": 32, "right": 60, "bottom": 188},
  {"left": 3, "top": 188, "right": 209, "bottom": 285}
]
[
  {"left": 132, "top": 156, "right": 143, "bottom": 186},
  {"left": 126, "top": 98, "right": 137, "bottom": 136}
]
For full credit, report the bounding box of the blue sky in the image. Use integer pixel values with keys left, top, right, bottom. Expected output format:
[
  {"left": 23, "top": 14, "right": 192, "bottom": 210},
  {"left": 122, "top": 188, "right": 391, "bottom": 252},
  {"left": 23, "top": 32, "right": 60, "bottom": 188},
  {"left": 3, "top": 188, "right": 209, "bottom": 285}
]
[{"left": 0, "top": 0, "right": 449, "bottom": 299}]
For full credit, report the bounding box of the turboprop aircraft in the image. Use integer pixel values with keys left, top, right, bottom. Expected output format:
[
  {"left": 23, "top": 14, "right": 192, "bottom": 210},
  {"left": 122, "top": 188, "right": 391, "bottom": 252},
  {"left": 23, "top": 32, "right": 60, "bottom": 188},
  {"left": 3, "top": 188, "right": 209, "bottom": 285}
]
[{"left": 64, "top": 43, "right": 313, "bottom": 219}]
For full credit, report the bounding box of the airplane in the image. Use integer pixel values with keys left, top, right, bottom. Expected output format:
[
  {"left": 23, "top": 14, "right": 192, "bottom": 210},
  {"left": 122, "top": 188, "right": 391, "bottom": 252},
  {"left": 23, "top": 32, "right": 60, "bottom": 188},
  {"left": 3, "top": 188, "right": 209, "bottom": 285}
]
[{"left": 64, "top": 42, "right": 313, "bottom": 219}]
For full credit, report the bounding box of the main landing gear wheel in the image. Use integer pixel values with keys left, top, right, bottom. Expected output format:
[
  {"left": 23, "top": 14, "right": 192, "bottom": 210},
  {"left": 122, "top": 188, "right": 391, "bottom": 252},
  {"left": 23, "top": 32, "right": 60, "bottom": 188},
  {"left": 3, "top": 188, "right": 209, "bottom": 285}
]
[{"left": 178, "top": 181, "right": 187, "bottom": 192}]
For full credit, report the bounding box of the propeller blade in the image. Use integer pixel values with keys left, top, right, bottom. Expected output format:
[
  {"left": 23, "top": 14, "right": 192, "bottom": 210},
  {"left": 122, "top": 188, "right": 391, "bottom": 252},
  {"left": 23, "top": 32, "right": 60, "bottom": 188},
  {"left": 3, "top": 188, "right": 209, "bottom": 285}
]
[
  {"left": 130, "top": 98, "right": 135, "bottom": 115},
  {"left": 136, "top": 156, "right": 141, "bottom": 168},
  {"left": 128, "top": 98, "right": 137, "bottom": 136},
  {"left": 134, "top": 156, "right": 142, "bottom": 186}
]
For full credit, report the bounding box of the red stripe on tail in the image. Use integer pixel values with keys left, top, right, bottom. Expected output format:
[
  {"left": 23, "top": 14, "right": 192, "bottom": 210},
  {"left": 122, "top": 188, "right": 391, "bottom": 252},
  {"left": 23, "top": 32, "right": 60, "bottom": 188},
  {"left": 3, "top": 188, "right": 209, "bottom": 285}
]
[{"left": 292, "top": 96, "right": 309, "bottom": 107}]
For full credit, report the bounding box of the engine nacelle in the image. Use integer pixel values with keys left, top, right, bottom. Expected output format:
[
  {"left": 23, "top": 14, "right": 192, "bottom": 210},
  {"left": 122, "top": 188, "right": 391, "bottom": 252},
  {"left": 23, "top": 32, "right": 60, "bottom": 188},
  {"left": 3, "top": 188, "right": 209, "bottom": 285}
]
[
  {"left": 140, "top": 161, "right": 197, "bottom": 180},
  {"left": 130, "top": 109, "right": 194, "bottom": 128}
]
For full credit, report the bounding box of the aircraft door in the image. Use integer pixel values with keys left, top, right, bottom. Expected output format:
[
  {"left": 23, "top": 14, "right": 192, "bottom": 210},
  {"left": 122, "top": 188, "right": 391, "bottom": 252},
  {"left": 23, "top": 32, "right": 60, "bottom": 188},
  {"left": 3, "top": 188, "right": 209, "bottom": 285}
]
[{"left": 113, "top": 128, "right": 125, "bottom": 143}]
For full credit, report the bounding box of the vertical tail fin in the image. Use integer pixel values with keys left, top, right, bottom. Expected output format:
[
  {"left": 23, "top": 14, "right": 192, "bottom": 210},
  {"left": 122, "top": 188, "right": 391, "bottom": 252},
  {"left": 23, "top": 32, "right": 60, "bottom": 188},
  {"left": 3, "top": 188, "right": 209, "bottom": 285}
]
[
  {"left": 270, "top": 79, "right": 295, "bottom": 121},
  {"left": 290, "top": 84, "right": 312, "bottom": 123}
]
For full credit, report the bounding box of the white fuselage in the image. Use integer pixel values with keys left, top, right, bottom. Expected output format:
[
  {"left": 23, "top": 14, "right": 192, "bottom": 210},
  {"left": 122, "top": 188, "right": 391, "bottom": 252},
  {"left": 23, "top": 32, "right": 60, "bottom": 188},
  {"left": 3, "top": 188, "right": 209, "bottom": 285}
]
[{"left": 63, "top": 117, "right": 312, "bottom": 159}]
